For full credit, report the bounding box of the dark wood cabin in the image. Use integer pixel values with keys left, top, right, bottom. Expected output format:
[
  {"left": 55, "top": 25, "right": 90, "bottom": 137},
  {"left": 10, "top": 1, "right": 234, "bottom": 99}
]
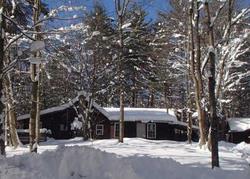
[
  {"left": 108, "top": 121, "right": 198, "bottom": 141},
  {"left": 227, "top": 130, "right": 250, "bottom": 144},
  {"left": 227, "top": 118, "right": 250, "bottom": 143},
  {"left": 91, "top": 112, "right": 111, "bottom": 139},
  {"left": 17, "top": 94, "right": 199, "bottom": 142},
  {"left": 104, "top": 107, "right": 199, "bottom": 141},
  {"left": 17, "top": 106, "right": 77, "bottom": 139},
  {"left": 17, "top": 101, "right": 112, "bottom": 140}
]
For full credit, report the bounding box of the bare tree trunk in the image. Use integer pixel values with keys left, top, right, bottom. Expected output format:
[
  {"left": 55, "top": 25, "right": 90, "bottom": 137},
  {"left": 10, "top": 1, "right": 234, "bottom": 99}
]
[
  {"left": 187, "top": 111, "right": 193, "bottom": 143},
  {"left": 189, "top": 0, "right": 206, "bottom": 147},
  {"left": 187, "top": 6, "right": 192, "bottom": 144},
  {"left": 0, "top": 0, "right": 6, "bottom": 156},
  {"left": 195, "top": 1, "right": 207, "bottom": 147},
  {"left": 35, "top": 63, "right": 41, "bottom": 149},
  {"left": 29, "top": 78, "right": 38, "bottom": 152},
  {"left": 205, "top": 2, "right": 219, "bottom": 168},
  {"left": 132, "top": 91, "right": 136, "bottom": 107},
  {"left": 79, "top": 96, "right": 88, "bottom": 141},
  {"left": 115, "top": 0, "right": 129, "bottom": 143},
  {"left": 4, "top": 73, "right": 21, "bottom": 148},
  {"left": 5, "top": 107, "right": 9, "bottom": 146},
  {"left": 87, "top": 96, "right": 93, "bottom": 140},
  {"left": 119, "top": 91, "right": 124, "bottom": 143},
  {"left": 79, "top": 95, "right": 94, "bottom": 141}
]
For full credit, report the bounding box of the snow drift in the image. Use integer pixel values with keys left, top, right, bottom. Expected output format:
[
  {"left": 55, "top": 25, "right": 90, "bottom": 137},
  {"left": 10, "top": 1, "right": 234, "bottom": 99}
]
[{"left": 1, "top": 146, "right": 249, "bottom": 179}]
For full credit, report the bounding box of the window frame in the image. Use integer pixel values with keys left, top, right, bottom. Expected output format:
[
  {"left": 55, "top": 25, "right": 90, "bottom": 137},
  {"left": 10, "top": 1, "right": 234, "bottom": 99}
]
[
  {"left": 147, "top": 123, "right": 156, "bottom": 139},
  {"left": 96, "top": 124, "right": 104, "bottom": 136}
]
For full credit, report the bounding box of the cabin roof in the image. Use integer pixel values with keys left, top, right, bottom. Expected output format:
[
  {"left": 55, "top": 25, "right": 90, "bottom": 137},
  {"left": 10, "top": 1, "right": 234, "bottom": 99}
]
[
  {"left": 17, "top": 91, "right": 196, "bottom": 129},
  {"left": 103, "top": 108, "right": 178, "bottom": 123},
  {"left": 227, "top": 118, "right": 250, "bottom": 132},
  {"left": 17, "top": 103, "right": 74, "bottom": 120},
  {"left": 17, "top": 91, "right": 110, "bottom": 121}
]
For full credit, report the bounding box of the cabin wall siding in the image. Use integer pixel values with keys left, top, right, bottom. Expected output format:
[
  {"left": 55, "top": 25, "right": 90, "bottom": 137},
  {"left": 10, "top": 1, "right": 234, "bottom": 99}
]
[
  {"left": 17, "top": 108, "right": 76, "bottom": 140},
  {"left": 136, "top": 123, "right": 146, "bottom": 138},
  {"left": 94, "top": 121, "right": 111, "bottom": 139},
  {"left": 124, "top": 122, "right": 137, "bottom": 138},
  {"left": 110, "top": 125, "right": 115, "bottom": 138},
  {"left": 229, "top": 130, "right": 250, "bottom": 144},
  {"left": 156, "top": 123, "right": 175, "bottom": 140}
]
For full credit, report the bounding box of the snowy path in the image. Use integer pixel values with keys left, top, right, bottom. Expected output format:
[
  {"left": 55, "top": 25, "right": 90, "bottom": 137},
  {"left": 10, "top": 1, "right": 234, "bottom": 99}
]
[{"left": 6, "top": 138, "right": 250, "bottom": 170}]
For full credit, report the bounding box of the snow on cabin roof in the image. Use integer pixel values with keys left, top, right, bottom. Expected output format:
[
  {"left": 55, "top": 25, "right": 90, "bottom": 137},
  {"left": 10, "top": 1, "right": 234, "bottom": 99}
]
[
  {"left": 17, "top": 102, "right": 75, "bottom": 121},
  {"left": 103, "top": 108, "right": 177, "bottom": 123},
  {"left": 228, "top": 118, "right": 250, "bottom": 132},
  {"left": 17, "top": 90, "right": 110, "bottom": 121}
]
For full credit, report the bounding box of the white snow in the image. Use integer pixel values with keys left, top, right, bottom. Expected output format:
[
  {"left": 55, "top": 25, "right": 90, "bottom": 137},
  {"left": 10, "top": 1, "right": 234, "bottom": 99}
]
[
  {"left": 122, "top": 22, "right": 131, "bottom": 29},
  {"left": 17, "top": 128, "right": 51, "bottom": 134},
  {"left": 17, "top": 90, "right": 110, "bottom": 121},
  {"left": 57, "top": 5, "right": 85, "bottom": 12},
  {"left": 228, "top": 118, "right": 250, "bottom": 132},
  {"left": 3, "top": 138, "right": 250, "bottom": 179},
  {"left": 233, "top": 142, "right": 250, "bottom": 164},
  {"left": 103, "top": 108, "right": 177, "bottom": 123},
  {"left": 17, "top": 94, "right": 179, "bottom": 126},
  {"left": 71, "top": 117, "right": 83, "bottom": 130},
  {"left": 17, "top": 104, "right": 71, "bottom": 121},
  {"left": 92, "top": 31, "right": 100, "bottom": 36}
]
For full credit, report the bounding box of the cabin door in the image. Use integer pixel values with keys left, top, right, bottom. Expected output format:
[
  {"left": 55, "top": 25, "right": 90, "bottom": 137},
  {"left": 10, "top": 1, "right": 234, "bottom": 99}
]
[
  {"left": 114, "top": 122, "right": 119, "bottom": 138},
  {"left": 147, "top": 123, "right": 156, "bottom": 139},
  {"left": 137, "top": 123, "right": 146, "bottom": 138}
]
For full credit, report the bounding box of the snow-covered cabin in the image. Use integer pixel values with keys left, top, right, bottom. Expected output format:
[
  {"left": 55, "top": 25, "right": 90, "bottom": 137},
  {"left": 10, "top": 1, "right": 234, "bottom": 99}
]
[
  {"left": 17, "top": 93, "right": 199, "bottom": 141},
  {"left": 17, "top": 102, "right": 78, "bottom": 139},
  {"left": 103, "top": 108, "right": 198, "bottom": 140},
  {"left": 17, "top": 92, "right": 108, "bottom": 140},
  {"left": 227, "top": 118, "right": 250, "bottom": 143}
]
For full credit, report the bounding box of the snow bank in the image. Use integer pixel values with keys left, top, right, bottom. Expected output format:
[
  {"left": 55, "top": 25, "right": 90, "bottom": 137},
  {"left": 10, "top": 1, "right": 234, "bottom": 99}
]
[
  {"left": 1, "top": 146, "right": 249, "bottom": 179},
  {"left": 233, "top": 142, "right": 250, "bottom": 164}
]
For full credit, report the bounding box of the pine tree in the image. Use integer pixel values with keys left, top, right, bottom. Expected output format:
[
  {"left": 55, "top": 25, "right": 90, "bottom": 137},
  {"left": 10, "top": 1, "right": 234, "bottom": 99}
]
[{"left": 122, "top": 4, "right": 157, "bottom": 107}]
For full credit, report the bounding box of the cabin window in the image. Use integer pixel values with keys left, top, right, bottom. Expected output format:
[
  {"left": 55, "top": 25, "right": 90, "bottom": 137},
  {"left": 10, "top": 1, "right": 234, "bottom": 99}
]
[
  {"left": 114, "top": 122, "right": 119, "bottom": 138},
  {"left": 147, "top": 123, "right": 156, "bottom": 139},
  {"left": 96, "top": 124, "right": 104, "bottom": 136}
]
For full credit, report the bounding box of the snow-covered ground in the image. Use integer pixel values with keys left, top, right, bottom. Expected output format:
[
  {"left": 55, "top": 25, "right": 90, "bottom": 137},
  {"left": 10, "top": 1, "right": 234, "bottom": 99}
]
[{"left": 1, "top": 138, "right": 250, "bottom": 179}]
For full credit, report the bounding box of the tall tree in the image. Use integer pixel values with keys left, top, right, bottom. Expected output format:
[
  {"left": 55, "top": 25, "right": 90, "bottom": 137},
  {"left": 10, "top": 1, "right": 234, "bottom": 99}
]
[
  {"left": 29, "top": 0, "right": 43, "bottom": 153},
  {"left": 123, "top": 4, "right": 156, "bottom": 107},
  {"left": 204, "top": 1, "right": 219, "bottom": 168},
  {"left": 0, "top": 0, "right": 6, "bottom": 155},
  {"left": 115, "top": 0, "right": 130, "bottom": 143}
]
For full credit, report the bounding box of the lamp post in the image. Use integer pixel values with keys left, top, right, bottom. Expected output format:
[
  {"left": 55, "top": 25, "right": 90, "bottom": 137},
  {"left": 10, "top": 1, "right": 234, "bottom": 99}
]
[{"left": 29, "top": 40, "right": 45, "bottom": 152}]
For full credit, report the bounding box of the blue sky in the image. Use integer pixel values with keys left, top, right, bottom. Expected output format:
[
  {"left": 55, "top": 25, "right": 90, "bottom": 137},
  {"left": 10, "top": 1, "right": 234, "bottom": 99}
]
[
  {"left": 44, "top": 0, "right": 170, "bottom": 21},
  {"left": 44, "top": 0, "right": 250, "bottom": 28}
]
